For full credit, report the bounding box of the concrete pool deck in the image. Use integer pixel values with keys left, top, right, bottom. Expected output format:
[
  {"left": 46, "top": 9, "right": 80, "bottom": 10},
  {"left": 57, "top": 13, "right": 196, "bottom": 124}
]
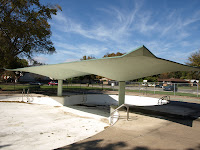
[
  {"left": 0, "top": 101, "right": 109, "bottom": 150},
  {"left": 58, "top": 109, "right": 200, "bottom": 150},
  {"left": 1, "top": 93, "right": 200, "bottom": 150},
  {"left": 56, "top": 95, "right": 200, "bottom": 150}
]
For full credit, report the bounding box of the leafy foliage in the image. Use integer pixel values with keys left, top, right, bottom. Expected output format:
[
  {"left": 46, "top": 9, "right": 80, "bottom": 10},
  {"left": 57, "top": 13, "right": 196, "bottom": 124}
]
[
  {"left": 0, "top": 0, "right": 61, "bottom": 68},
  {"left": 184, "top": 50, "right": 200, "bottom": 79},
  {"left": 147, "top": 50, "right": 200, "bottom": 80},
  {"left": 80, "top": 55, "right": 95, "bottom": 60},
  {"left": 159, "top": 71, "right": 184, "bottom": 79},
  {"left": 0, "top": 58, "right": 28, "bottom": 81},
  {"left": 103, "top": 52, "right": 124, "bottom": 57},
  {"left": 187, "top": 50, "right": 200, "bottom": 67}
]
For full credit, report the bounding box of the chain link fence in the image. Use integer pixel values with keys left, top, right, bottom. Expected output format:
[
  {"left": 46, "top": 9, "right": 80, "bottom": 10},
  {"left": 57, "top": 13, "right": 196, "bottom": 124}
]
[
  {"left": 124, "top": 82, "right": 199, "bottom": 97},
  {"left": 0, "top": 82, "right": 199, "bottom": 97}
]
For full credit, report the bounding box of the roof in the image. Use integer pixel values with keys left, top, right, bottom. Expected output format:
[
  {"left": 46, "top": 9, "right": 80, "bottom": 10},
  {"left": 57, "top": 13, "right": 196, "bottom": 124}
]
[
  {"left": 7, "top": 45, "right": 200, "bottom": 81},
  {"left": 158, "top": 78, "right": 190, "bottom": 83}
]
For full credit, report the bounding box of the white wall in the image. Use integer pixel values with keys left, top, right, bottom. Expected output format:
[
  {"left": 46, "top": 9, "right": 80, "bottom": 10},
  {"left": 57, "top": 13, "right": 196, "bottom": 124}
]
[
  {"left": 0, "top": 94, "right": 168, "bottom": 107},
  {"left": 51, "top": 94, "right": 168, "bottom": 106}
]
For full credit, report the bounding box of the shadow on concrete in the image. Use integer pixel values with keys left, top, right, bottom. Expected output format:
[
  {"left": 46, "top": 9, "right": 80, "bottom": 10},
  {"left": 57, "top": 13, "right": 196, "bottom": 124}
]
[
  {"left": 132, "top": 144, "right": 200, "bottom": 150},
  {"left": 0, "top": 144, "right": 12, "bottom": 149},
  {"left": 55, "top": 139, "right": 127, "bottom": 150},
  {"left": 63, "top": 89, "right": 105, "bottom": 95},
  {"left": 129, "top": 100, "right": 200, "bottom": 127},
  {"left": 67, "top": 105, "right": 110, "bottom": 118},
  {"left": 55, "top": 139, "right": 200, "bottom": 150},
  {"left": 64, "top": 97, "right": 200, "bottom": 126},
  {"left": 63, "top": 94, "right": 118, "bottom": 118},
  {"left": 63, "top": 94, "right": 118, "bottom": 106}
]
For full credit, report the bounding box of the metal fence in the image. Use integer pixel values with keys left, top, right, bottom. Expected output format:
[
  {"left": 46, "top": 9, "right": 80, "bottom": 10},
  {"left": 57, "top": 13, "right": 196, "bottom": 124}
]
[
  {"left": 0, "top": 82, "right": 199, "bottom": 97},
  {"left": 124, "top": 82, "right": 199, "bottom": 97}
]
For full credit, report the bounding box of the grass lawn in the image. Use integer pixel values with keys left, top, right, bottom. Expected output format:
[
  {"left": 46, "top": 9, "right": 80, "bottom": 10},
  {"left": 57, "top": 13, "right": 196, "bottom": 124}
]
[
  {"left": 178, "top": 86, "right": 198, "bottom": 90},
  {"left": 0, "top": 84, "right": 30, "bottom": 91}
]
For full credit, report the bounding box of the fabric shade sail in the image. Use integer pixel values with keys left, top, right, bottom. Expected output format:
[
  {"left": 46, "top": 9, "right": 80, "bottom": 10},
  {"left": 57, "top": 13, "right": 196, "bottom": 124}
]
[{"left": 7, "top": 45, "right": 200, "bottom": 81}]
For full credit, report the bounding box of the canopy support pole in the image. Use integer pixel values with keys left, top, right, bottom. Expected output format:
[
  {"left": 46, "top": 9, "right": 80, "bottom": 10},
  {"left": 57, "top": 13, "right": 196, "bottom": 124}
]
[
  {"left": 119, "top": 81, "right": 125, "bottom": 106},
  {"left": 57, "top": 79, "right": 63, "bottom": 96}
]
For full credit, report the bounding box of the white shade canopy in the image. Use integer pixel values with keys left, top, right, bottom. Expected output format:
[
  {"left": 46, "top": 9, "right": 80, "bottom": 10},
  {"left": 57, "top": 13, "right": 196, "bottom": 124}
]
[{"left": 7, "top": 45, "right": 200, "bottom": 81}]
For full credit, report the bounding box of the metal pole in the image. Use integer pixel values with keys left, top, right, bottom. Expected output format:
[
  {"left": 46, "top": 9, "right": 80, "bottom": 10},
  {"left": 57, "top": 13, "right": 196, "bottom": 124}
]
[
  {"left": 57, "top": 79, "right": 63, "bottom": 96},
  {"left": 174, "top": 83, "right": 175, "bottom": 96},
  {"left": 119, "top": 81, "right": 125, "bottom": 106},
  {"left": 127, "top": 105, "right": 129, "bottom": 121},
  {"left": 139, "top": 82, "right": 140, "bottom": 93},
  {"left": 154, "top": 82, "right": 155, "bottom": 94},
  {"left": 197, "top": 83, "right": 198, "bottom": 97}
]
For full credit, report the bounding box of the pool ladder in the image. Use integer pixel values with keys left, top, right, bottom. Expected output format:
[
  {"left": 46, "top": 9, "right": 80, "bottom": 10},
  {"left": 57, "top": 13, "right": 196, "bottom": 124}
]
[
  {"left": 22, "top": 89, "right": 32, "bottom": 102},
  {"left": 82, "top": 92, "right": 87, "bottom": 103},
  {"left": 158, "top": 95, "right": 170, "bottom": 105},
  {"left": 110, "top": 104, "right": 130, "bottom": 125}
]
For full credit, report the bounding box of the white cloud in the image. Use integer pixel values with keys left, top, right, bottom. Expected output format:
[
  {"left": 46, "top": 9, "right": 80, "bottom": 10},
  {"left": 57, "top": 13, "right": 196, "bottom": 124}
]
[
  {"left": 48, "top": 1, "right": 200, "bottom": 65},
  {"left": 53, "top": 41, "right": 109, "bottom": 59},
  {"left": 64, "top": 58, "right": 79, "bottom": 62},
  {"left": 54, "top": 42, "right": 78, "bottom": 50},
  {"left": 33, "top": 56, "right": 49, "bottom": 64},
  {"left": 182, "top": 10, "right": 200, "bottom": 26},
  {"left": 51, "top": 2, "right": 142, "bottom": 43},
  {"left": 165, "top": 49, "right": 199, "bottom": 64},
  {"left": 50, "top": 2, "right": 159, "bottom": 44},
  {"left": 58, "top": 50, "right": 77, "bottom": 56},
  {"left": 158, "top": 9, "right": 200, "bottom": 41}
]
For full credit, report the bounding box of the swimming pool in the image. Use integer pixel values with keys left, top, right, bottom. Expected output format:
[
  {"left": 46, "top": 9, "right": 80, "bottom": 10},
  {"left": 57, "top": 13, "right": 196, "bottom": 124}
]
[{"left": 0, "top": 94, "right": 168, "bottom": 149}]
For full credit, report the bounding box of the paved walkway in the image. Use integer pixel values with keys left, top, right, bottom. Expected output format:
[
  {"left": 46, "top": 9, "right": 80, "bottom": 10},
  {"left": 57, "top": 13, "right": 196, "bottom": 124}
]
[{"left": 56, "top": 101, "right": 200, "bottom": 150}]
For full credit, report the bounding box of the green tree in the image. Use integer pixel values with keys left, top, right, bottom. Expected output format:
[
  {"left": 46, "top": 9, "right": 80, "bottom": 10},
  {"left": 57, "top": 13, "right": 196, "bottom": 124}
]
[
  {"left": 185, "top": 50, "right": 200, "bottom": 79},
  {"left": 0, "top": 0, "right": 61, "bottom": 69},
  {"left": 31, "top": 60, "right": 45, "bottom": 66},
  {"left": 187, "top": 50, "right": 200, "bottom": 67},
  {"left": 103, "top": 52, "right": 124, "bottom": 58},
  {"left": 135, "top": 75, "right": 158, "bottom": 82},
  {"left": 80, "top": 55, "right": 95, "bottom": 60},
  {"left": 159, "top": 71, "right": 183, "bottom": 79},
  {"left": 0, "top": 58, "right": 28, "bottom": 81}
]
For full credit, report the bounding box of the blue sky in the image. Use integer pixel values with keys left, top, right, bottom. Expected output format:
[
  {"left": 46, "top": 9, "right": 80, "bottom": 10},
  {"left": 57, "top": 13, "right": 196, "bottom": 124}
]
[{"left": 35, "top": 0, "right": 200, "bottom": 64}]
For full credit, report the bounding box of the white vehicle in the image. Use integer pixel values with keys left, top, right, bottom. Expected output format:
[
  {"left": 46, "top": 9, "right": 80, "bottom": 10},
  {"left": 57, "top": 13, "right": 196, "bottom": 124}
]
[{"left": 148, "top": 83, "right": 155, "bottom": 87}]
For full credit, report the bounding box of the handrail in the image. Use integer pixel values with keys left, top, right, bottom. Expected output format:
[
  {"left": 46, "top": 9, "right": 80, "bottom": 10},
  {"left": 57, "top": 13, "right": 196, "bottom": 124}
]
[
  {"left": 22, "top": 89, "right": 25, "bottom": 102},
  {"left": 27, "top": 89, "right": 30, "bottom": 102},
  {"left": 22, "top": 88, "right": 32, "bottom": 102},
  {"left": 110, "top": 104, "right": 129, "bottom": 125},
  {"left": 158, "top": 95, "right": 170, "bottom": 105},
  {"left": 82, "top": 92, "right": 87, "bottom": 103}
]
